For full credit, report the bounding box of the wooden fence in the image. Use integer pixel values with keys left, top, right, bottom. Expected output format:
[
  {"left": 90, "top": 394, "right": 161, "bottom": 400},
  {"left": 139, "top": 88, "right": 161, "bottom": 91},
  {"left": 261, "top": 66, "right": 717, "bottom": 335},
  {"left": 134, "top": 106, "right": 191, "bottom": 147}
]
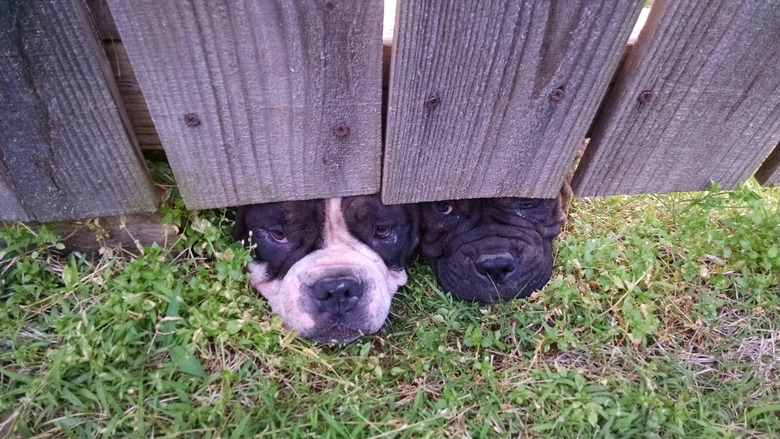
[{"left": 1, "top": 0, "right": 779, "bottom": 223}]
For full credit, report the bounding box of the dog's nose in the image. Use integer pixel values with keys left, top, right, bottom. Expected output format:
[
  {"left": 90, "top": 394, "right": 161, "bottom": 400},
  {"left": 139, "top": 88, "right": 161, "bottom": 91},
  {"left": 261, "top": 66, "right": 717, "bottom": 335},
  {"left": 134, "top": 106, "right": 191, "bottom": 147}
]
[
  {"left": 475, "top": 253, "right": 516, "bottom": 283},
  {"left": 310, "top": 277, "right": 363, "bottom": 313}
]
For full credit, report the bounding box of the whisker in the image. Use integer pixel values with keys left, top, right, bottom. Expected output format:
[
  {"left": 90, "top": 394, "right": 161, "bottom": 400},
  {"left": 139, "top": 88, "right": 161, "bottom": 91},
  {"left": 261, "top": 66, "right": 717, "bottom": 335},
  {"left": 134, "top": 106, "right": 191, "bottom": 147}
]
[{"left": 486, "top": 273, "right": 501, "bottom": 302}]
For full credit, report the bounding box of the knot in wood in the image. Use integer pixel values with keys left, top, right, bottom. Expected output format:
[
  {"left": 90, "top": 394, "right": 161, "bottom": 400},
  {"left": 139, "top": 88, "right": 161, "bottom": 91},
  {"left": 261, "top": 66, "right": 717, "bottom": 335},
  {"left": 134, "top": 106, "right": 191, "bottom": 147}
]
[{"left": 184, "top": 113, "right": 201, "bottom": 127}]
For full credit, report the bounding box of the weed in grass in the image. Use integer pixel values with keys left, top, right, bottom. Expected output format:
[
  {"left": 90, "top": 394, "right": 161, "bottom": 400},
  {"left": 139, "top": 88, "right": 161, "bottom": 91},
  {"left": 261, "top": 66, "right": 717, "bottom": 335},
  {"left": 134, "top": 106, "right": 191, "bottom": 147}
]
[{"left": 1, "top": 171, "right": 779, "bottom": 437}]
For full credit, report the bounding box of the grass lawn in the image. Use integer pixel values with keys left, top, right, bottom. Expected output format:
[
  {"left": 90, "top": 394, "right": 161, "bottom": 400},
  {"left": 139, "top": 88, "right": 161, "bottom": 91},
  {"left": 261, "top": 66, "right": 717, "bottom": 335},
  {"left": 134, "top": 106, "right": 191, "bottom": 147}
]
[{"left": 1, "top": 167, "right": 779, "bottom": 438}]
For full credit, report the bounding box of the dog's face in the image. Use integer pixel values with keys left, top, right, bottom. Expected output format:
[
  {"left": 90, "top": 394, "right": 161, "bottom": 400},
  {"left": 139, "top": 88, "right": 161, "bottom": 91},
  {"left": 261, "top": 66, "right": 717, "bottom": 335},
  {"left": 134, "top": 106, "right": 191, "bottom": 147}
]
[
  {"left": 232, "top": 196, "right": 418, "bottom": 344},
  {"left": 419, "top": 188, "right": 569, "bottom": 303}
]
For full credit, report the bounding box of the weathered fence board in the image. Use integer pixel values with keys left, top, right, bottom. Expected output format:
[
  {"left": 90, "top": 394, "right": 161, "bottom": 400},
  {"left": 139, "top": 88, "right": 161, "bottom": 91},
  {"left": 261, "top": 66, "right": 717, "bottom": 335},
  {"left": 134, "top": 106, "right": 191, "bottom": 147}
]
[
  {"left": 85, "top": 0, "right": 120, "bottom": 41},
  {"left": 0, "top": 178, "right": 28, "bottom": 222},
  {"left": 382, "top": 0, "right": 644, "bottom": 204},
  {"left": 102, "top": 42, "right": 162, "bottom": 151},
  {"left": 756, "top": 143, "right": 780, "bottom": 186},
  {"left": 573, "top": 0, "right": 780, "bottom": 196},
  {"left": 0, "top": 0, "right": 157, "bottom": 222},
  {"left": 84, "top": 0, "right": 162, "bottom": 151},
  {"left": 108, "top": 0, "right": 383, "bottom": 209}
]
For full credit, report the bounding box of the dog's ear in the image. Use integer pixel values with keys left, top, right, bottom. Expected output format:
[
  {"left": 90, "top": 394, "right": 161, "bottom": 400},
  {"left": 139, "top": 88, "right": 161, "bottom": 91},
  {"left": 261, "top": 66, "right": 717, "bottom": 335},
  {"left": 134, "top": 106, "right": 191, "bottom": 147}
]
[
  {"left": 230, "top": 205, "right": 249, "bottom": 242},
  {"left": 553, "top": 140, "right": 587, "bottom": 224},
  {"left": 543, "top": 170, "right": 573, "bottom": 238},
  {"left": 554, "top": 168, "right": 574, "bottom": 224}
]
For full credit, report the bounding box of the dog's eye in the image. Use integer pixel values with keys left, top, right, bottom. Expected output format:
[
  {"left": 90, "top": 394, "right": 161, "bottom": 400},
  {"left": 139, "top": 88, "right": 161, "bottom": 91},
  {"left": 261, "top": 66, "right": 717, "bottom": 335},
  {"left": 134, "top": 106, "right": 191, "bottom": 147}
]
[
  {"left": 268, "top": 229, "right": 288, "bottom": 243},
  {"left": 374, "top": 225, "right": 392, "bottom": 238},
  {"left": 515, "top": 199, "right": 541, "bottom": 211},
  {"left": 433, "top": 202, "right": 453, "bottom": 215}
]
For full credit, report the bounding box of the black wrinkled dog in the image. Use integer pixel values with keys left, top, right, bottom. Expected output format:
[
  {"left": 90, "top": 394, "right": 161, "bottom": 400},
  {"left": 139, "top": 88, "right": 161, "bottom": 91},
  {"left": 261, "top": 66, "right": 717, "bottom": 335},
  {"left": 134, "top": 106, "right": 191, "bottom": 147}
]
[
  {"left": 420, "top": 183, "right": 571, "bottom": 303},
  {"left": 232, "top": 195, "right": 418, "bottom": 344}
]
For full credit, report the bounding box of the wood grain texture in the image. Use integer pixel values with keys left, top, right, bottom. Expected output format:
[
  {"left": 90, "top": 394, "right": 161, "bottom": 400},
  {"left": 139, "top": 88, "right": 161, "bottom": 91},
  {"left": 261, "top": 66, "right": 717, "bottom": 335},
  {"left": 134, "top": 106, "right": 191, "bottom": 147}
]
[
  {"left": 573, "top": 0, "right": 780, "bottom": 196},
  {"left": 1, "top": 213, "right": 176, "bottom": 253},
  {"left": 103, "top": 42, "right": 163, "bottom": 150},
  {"left": 0, "top": 175, "right": 28, "bottom": 222},
  {"left": 83, "top": 0, "right": 162, "bottom": 151},
  {"left": 56, "top": 213, "right": 177, "bottom": 253},
  {"left": 0, "top": 0, "right": 157, "bottom": 222},
  {"left": 755, "top": 142, "right": 780, "bottom": 186},
  {"left": 108, "top": 0, "right": 383, "bottom": 209},
  {"left": 382, "top": 0, "right": 643, "bottom": 204},
  {"left": 85, "top": 0, "right": 120, "bottom": 40}
]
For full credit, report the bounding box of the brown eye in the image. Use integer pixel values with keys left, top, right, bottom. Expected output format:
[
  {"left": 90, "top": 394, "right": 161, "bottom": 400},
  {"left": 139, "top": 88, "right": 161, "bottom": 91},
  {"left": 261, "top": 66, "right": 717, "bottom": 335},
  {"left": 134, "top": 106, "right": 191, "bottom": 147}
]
[
  {"left": 268, "top": 229, "right": 288, "bottom": 243},
  {"left": 433, "top": 201, "right": 453, "bottom": 215},
  {"left": 375, "top": 225, "right": 392, "bottom": 238}
]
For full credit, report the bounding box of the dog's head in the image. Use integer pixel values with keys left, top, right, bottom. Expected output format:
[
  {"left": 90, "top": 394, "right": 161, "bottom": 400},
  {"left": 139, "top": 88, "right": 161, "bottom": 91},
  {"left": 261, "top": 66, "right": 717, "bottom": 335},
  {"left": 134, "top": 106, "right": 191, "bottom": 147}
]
[
  {"left": 232, "top": 195, "right": 419, "bottom": 343},
  {"left": 419, "top": 183, "right": 571, "bottom": 303}
]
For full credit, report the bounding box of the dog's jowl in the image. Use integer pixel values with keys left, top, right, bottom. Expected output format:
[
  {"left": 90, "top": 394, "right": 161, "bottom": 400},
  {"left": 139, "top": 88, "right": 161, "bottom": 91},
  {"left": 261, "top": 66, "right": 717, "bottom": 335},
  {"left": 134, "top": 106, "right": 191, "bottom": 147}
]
[
  {"left": 232, "top": 196, "right": 418, "bottom": 344},
  {"left": 419, "top": 184, "right": 569, "bottom": 303}
]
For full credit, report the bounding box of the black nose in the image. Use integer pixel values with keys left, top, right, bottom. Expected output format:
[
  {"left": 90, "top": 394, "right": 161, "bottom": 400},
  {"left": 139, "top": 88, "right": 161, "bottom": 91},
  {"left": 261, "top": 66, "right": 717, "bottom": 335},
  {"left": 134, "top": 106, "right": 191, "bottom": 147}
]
[
  {"left": 475, "top": 253, "right": 516, "bottom": 283},
  {"left": 310, "top": 277, "right": 364, "bottom": 313}
]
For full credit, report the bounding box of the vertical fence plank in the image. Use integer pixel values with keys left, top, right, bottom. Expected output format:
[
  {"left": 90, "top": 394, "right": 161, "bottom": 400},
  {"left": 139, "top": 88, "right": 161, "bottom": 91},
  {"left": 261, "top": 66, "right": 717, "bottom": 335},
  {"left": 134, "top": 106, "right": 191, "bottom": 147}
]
[
  {"left": 382, "top": 0, "right": 643, "bottom": 204},
  {"left": 0, "top": 0, "right": 157, "bottom": 222},
  {"left": 84, "top": 0, "right": 163, "bottom": 151},
  {"left": 756, "top": 143, "right": 780, "bottom": 186},
  {"left": 0, "top": 177, "right": 29, "bottom": 222},
  {"left": 108, "top": 0, "right": 383, "bottom": 209},
  {"left": 102, "top": 42, "right": 163, "bottom": 151},
  {"left": 85, "top": 0, "right": 121, "bottom": 40},
  {"left": 573, "top": 0, "right": 780, "bottom": 196}
]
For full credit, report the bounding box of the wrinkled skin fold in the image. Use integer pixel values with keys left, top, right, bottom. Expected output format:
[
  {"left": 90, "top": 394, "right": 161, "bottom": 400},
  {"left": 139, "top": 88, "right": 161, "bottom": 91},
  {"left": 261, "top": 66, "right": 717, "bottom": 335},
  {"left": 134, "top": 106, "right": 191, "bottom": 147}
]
[{"left": 420, "top": 183, "right": 570, "bottom": 303}]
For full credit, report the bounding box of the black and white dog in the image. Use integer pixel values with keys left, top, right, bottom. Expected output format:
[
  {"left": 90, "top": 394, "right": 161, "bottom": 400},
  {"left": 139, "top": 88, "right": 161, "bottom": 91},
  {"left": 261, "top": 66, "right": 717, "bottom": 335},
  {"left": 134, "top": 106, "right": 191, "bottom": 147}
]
[
  {"left": 232, "top": 196, "right": 418, "bottom": 344},
  {"left": 419, "top": 183, "right": 571, "bottom": 303}
]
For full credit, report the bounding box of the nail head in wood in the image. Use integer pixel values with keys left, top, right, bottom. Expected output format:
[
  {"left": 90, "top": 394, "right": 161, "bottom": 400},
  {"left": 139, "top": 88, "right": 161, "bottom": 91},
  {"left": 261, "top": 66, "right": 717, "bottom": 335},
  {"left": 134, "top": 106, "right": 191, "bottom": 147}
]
[
  {"left": 549, "top": 88, "right": 565, "bottom": 101},
  {"left": 638, "top": 90, "right": 653, "bottom": 103},
  {"left": 424, "top": 95, "right": 441, "bottom": 110},
  {"left": 333, "top": 123, "right": 350, "bottom": 137},
  {"left": 184, "top": 113, "right": 201, "bottom": 127}
]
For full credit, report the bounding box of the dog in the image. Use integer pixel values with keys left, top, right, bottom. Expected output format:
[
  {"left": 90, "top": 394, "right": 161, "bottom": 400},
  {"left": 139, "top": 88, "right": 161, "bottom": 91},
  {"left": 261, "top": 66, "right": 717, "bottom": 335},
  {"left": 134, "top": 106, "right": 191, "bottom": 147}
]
[
  {"left": 231, "top": 195, "right": 419, "bottom": 344},
  {"left": 419, "top": 182, "right": 571, "bottom": 303}
]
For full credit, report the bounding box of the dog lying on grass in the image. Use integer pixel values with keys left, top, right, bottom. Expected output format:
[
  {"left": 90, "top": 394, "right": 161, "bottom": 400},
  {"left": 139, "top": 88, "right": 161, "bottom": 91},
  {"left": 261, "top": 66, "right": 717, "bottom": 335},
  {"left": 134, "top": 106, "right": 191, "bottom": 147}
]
[
  {"left": 419, "top": 181, "right": 572, "bottom": 303},
  {"left": 232, "top": 196, "right": 418, "bottom": 344}
]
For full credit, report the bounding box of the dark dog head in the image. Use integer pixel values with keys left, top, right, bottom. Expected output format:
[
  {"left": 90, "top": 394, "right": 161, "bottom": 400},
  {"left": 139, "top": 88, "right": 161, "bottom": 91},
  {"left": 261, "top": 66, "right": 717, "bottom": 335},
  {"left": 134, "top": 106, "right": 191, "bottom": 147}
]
[
  {"left": 419, "top": 184, "right": 571, "bottom": 303},
  {"left": 232, "top": 195, "right": 418, "bottom": 344}
]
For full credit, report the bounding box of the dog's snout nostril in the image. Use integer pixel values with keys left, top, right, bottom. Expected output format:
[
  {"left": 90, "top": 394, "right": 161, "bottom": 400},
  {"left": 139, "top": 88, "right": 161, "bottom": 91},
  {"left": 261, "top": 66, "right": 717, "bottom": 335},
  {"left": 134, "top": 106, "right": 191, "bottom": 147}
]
[
  {"left": 311, "top": 277, "right": 363, "bottom": 312},
  {"left": 475, "top": 253, "right": 516, "bottom": 283}
]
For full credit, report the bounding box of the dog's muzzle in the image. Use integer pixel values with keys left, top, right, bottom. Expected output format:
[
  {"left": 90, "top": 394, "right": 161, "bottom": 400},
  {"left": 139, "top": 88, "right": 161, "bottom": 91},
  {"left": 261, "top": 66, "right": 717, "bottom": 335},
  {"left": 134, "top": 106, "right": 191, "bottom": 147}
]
[
  {"left": 432, "top": 232, "right": 552, "bottom": 303},
  {"left": 249, "top": 243, "right": 405, "bottom": 344}
]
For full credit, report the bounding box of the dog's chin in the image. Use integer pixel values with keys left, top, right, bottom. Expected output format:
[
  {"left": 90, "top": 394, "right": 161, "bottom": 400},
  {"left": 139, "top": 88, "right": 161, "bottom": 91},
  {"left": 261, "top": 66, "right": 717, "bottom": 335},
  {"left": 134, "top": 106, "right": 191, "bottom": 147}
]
[
  {"left": 434, "top": 263, "right": 550, "bottom": 302},
  {"left": 298, "top": 306, "right": 390, "bottom": 345},
  {"left": 303, "top": 323, "right": 367, "bottom": 345}
]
